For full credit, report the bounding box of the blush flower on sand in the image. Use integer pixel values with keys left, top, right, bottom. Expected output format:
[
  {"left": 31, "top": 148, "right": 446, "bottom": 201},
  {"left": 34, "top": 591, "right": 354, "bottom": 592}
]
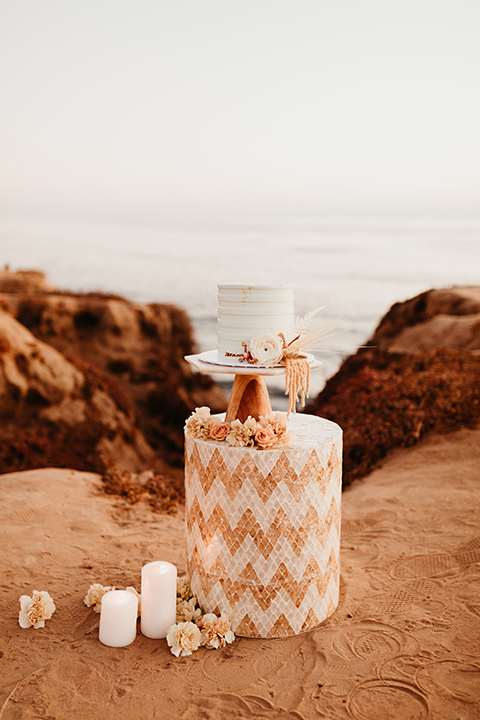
[
  {"left": 166, "top": 621, "right": 202, "bottom": 657},
  {"left": 176, "top": 597, "right": 202, "bottom": 624},
  {"left": 84, "top": 583, "right": 116, "bottom": 613},
  {"left": 168, "top": 578, "right": 237, "bottom": 656},
  {"left": 177, "top": 577, "right": 194, "bottom": 602},
  {"left": 199, "top": 612, "right": 235, "bottom": 649},
  {"left": 19, "top": 590, "right": 56, "bottom": 629},
  {"left": 175, "top": 578, "right": 201, "bottom": 623}
]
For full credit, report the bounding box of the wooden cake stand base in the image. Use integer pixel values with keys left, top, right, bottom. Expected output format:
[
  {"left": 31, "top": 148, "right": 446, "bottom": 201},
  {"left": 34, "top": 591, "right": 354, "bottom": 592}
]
[
  {"left": 225, "top": 375, "right": 272, "bottom": 422},
  {"left": 184, "top": 351, "right": 320, "bottom": 421}
]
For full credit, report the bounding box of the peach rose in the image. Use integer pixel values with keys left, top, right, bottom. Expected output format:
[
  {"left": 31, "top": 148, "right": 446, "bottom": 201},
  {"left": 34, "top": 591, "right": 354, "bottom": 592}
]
[
  {"left": 209, "top": 422, "right": 230, "bottom": 441},
  {"left": 254, "top": 426, "right": 277, "bottom": 448}
]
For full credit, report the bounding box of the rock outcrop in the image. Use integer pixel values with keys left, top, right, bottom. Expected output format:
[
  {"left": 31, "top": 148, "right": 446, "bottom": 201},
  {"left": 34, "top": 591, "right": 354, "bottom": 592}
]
[
  {"left": 0, "top": 270, "right": 226, "bottom": 473},
  {"left": 0, "top": 307, "right": 157, "bottom": 474},
  {"left": 307, "top": 286, "right": 480, "bottom": 488},
  {"left": 0, "top": 268, "right": 55, "bottom": 294},
  {"left": 368, "top": 286, "right": 480, "bottom": 354}
]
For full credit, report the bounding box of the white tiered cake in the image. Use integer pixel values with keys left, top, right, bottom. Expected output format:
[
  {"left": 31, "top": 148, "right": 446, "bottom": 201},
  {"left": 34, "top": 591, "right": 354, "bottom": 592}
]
[{"left": 217, "top": 283, "right": 294, "bottom": 361}]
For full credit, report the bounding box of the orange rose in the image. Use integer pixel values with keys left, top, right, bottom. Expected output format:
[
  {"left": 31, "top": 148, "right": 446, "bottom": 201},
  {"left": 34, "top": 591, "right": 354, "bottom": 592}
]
[
  {"left": 209, "top": 422, "right": 230, "bottom": 441},
  {"left": 254, "top": 426, "right": 277, "bottom": 448}
]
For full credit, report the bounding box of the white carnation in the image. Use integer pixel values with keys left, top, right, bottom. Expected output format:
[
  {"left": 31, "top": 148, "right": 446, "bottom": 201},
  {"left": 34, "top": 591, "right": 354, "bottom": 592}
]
[
  {"left": 199, "top": 612, "right": 235, "bottom": 649},
  {"left": 176, "top": 597, "right": 202, "bottom": 623},
  {"left": 166, "top": 621, "right": 202, "bottom": 657},
  {"left": 84, "top": 583, "right": 115, "bottom": 613},
  {"left": 176, "top": 577, "right": 194, "bottom": 601},
  {"left": 19, "top": 590, "right": 56, "bottom": 629}
]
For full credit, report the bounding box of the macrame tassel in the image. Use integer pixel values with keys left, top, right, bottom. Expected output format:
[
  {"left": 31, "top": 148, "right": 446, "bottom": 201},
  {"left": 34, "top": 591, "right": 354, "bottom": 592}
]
[{"left": 285, "top": 356, "right": 310, "bottom": 416}]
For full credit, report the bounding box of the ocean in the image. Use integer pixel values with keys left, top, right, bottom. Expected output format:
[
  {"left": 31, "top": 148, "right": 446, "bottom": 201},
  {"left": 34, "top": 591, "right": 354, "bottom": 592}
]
[{"left": 1, "top": 213, "right": 479, "bottom": 406}]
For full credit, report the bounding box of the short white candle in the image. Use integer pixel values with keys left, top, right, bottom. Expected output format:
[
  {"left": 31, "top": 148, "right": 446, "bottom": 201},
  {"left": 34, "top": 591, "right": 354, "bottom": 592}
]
[
  {"left": 99, "top": 590, "right": 138, "bottom": 647},
  {"left": 141, "top": 561, "right": 177, "bottom": 639}
]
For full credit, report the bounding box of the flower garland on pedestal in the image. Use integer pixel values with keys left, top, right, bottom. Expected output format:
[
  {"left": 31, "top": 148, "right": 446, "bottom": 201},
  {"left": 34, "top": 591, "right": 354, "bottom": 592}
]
[{"left": 184, "top": 407, "right": 290, "bottom": 449}]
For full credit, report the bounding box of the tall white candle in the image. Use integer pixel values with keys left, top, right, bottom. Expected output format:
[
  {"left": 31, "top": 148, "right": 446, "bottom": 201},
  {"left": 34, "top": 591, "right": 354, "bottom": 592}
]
[
  {"left": 99, "top": 590, "right": 138, "bottom": 647},
  {"left": 141, "top": 561, "right": 177, "bottom": 639}
]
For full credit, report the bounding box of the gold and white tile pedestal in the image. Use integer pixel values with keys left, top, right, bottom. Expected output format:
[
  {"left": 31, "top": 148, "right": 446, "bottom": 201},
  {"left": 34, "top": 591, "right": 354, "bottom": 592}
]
[{"left": 185, "top": 414, "right": 342, "bottom": 638}]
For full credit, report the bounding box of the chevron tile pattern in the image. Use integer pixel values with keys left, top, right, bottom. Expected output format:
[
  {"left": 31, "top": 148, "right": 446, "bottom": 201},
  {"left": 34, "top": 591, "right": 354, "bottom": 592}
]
[{"left": 185, "top": 414, "right": 342, "bottom": 638}]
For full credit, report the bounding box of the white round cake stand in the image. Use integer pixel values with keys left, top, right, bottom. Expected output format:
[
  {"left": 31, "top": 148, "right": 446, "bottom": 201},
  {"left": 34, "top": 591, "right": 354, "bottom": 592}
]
[{"left": 185, "top": 352, "right": 321, "bottom": 422}]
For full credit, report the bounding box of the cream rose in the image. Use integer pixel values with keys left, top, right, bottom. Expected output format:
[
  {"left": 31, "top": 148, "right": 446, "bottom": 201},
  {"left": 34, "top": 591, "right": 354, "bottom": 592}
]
[
  {"left": 254, "top": 426, "right": 277, "bottom": 448},
  {"left": 209, "top": 422, "right": 230, "bottom": 441},
  {"left": 249, "top": 333, "right": 284, "bottom": 367}
]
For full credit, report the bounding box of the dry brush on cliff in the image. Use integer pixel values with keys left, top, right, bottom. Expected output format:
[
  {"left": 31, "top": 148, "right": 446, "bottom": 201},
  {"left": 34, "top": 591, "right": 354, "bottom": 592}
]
[{"left": 306, "top": 287, "right": 480, "bottom": 488}]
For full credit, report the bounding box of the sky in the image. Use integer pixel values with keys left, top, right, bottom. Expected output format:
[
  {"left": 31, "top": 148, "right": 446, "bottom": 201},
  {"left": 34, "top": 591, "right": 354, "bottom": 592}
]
[{"left": 1, "top": 0, "right": 479, "bottom": 218}]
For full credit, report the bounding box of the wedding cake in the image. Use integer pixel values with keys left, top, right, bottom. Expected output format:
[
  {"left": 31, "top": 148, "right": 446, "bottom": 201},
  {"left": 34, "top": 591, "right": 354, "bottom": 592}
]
[{"left": 217, "top": 283, "right": 294, "bottom": 363}]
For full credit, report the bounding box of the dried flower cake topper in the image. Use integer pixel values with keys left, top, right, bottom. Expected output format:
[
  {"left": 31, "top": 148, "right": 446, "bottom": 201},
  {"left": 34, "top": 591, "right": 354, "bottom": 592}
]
[{"left": 225, "top": 303, "right": 338, "bottom": 413}]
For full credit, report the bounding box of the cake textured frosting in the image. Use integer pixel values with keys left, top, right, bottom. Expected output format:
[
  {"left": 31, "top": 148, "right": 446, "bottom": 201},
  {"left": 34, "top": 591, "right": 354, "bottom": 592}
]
[{"left": 217, "top": 283, "right": 294, "bottom": 362}]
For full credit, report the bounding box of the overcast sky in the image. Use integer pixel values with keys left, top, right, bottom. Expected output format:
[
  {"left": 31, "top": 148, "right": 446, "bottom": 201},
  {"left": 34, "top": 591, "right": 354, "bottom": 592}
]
[{"left": 1, "top": 0, "right": 479, "bottom": 217}]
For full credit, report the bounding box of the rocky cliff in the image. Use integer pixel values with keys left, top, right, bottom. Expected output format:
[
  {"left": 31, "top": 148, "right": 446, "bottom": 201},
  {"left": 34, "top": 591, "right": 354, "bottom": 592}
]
[
  {"left": 307, "top": 286, "right": 480, "bottom": 488},
  {"left": 0, "top": 269, "right": 226, "bottom": 477},
  {"left": 3, "top": 270, "right": 478, "bottom": 496},
  {"left": 0, "top": 306, "right": 158, "bottom": 474}
]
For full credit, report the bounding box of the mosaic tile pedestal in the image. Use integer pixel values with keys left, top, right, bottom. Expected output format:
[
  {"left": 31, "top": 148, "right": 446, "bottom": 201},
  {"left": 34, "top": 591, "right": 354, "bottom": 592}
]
[{"left": 185, "top": 413, "right": 342, "bottom": 638}]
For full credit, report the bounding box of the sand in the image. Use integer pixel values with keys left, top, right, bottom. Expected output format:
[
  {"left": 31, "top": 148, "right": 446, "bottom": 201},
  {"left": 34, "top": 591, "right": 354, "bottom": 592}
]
[{"left": 1, "top": 427, "right": 480, "bottom": 719}]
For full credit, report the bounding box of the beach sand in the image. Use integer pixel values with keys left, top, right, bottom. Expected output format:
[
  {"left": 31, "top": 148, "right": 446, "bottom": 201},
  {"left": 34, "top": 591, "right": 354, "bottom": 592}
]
[{"left": 1, "top": 426, "right": 479, "bottom": 719}]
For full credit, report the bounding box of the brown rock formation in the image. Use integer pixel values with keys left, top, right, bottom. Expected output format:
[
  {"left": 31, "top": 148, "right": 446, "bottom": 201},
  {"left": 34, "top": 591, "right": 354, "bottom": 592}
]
[
  {"left": 0, "top": 268, "right": 55, "bottom": 294},
  {"left": 0, "top": 269, "right": 226, "bottom": 470},
  {"left": 369, "top": 286, "right": 480, "bottom": 354},
  {"left": 306, "top": 286, "right": 480, "bottom": 488},
  {"left": 0, "top": 306, "right": 157, "bottom": 474}
]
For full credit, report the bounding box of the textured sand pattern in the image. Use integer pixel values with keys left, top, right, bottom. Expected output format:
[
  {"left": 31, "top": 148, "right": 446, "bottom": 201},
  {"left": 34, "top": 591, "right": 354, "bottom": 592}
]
[
  {"left": 0, "top": 426, "right": 479, "bottom": 719},
  {"left": 185, "top": 415, "right": 342, "bottom": 637}
]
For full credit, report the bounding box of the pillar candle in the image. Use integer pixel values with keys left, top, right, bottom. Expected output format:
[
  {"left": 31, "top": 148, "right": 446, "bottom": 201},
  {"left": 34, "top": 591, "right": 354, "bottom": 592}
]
[
  {"left": 141, "top": 561, "right": 177, "bottom": 639},
  {"left": 99, "top": 590, "right": 138, "bottom": 647}
]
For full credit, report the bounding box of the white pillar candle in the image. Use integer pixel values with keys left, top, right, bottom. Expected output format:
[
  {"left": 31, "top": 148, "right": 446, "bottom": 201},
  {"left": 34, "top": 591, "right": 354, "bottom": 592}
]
[
  {"left": 141, "top": 561, "right": 177, "bottom": 639},
  {"left": 99, "top": 590, "right": 138, "bottom": 647}
]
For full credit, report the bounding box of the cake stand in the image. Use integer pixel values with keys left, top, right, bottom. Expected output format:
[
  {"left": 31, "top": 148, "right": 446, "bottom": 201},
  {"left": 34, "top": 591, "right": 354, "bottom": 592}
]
[{"left": 185, "top": 351, "right": 321, "bottom": 420}]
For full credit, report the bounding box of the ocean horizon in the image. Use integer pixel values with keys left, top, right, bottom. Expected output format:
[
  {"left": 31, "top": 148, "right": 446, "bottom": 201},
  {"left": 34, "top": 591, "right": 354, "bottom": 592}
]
[{"left": 2, "top": 211, "right": 479, "bottom": 405}]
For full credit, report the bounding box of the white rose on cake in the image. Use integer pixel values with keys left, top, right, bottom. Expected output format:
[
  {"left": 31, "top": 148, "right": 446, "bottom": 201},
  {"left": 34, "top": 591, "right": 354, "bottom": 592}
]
[{"left": 249, "top": 333, "right": 284, "bottom": 367}]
